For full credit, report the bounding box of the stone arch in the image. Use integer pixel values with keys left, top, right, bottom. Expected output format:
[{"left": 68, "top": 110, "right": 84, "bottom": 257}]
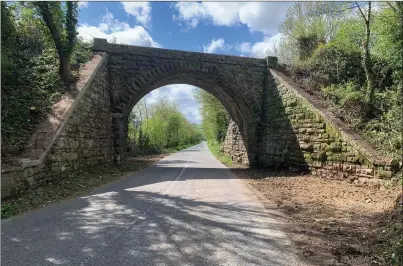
[
  {"left": 111, "top": 63, "right": 262, "bottom": 165},
  {"left": 116, "top": 61, "right": 258, "bottom": 123}
]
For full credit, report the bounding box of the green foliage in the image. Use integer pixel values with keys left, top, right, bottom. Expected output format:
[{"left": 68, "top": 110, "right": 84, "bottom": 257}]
[
  {"left": 279, "top": 2, "right": 348, "bottom": 63},
  {"left": 363, "top": 88, "right": 402, "bottom": 159},
  {"left": 193, "top": 88, "right": 229, "bottom": 144},
  {"left": 193, "top": 88, "right": 231, "bottom": 162},
  {"left": 1, "top": 2, "right": 91, "bottom": 159},
  {"left": 297, "top": 43, "right": 364, "bottom": 89},
  {"left": 372, "top": 7, "right": 403, "bottom": 85},
  {"left": 321, "top": 83, "right": 402, "bottom": 160},
  {"left": 1, "top": 203, "right": 14, "bottom": 219},
  {"left": 127, "top": 98, "right": 203, "bottom": 154},
  {"left": 331, "top": 17, "right": 365, "bottom": 52},
  {"left": 280, "top": 3, "right": 402, "bottom": 159},
  {"left": 33, "top": 1, "right": 78, "bottom": 58},
  {"left": 207, "top": 140, "right": 232, "bottom": 166}
]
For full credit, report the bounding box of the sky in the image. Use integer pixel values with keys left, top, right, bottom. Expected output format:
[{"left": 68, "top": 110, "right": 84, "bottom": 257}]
[{"left": 77, "top": 1, "right": 292, "bottom": 123}]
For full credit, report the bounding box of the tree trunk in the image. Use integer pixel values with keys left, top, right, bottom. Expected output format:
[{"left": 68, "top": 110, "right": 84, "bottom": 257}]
[
  {"left": 35, "top": 2, "right": 72, "bottom": 85},
  {"left": 357, "top": 2, "right": 375, "bottom": 117},
  {"left": 58, "top": 53, "right": 72, "bottom": 85},
  {"left": 398, "top": 2, "right": 403, "bottom": 213},
  {"left": 363, "top": 18, "right": 375, "bottom": 116}
]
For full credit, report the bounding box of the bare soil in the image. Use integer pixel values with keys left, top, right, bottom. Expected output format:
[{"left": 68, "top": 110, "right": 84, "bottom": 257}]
[{"left": 232, "top": 168, "right": 402, "bottom": 266}]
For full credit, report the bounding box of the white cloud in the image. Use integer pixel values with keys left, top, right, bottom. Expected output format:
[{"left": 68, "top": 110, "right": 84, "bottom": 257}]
[
  {"left": 172, "top": 2, "right": 291, "bottom": 34},
  {"left": 172, "top": 2, "right": 240, "bottom": 28},
  {"left": 78, "top": 10, "right": 161, "bottom": 47},
  {"left": 78, "top": 2, "right": 88, "bottom": 8},
  {"left": 203, "top": 38, "right": 226, "bottom": 53},
  {"left": 98, "top": 10, "right": 129, "bottom": 33},
  {"left": 122, "top": 2, "right": 152, "bottom": 27},
  {"left": 145, "top": 84, "right": 201, "bottom": 124},
  {"left": 235, "top": 33, "right": 283, "bottom": 58}
]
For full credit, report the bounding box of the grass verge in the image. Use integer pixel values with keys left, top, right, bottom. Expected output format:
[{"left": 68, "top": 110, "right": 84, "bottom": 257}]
[
  {"left": 1, "top": 154, "right": 165, "bottom": 219},
  {"left": 206, "top": 140, "right": 232, "bottom": 166}
]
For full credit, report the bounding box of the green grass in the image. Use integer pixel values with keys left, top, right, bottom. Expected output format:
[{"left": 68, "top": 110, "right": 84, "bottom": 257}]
[{"left": 207, "top": 140, "right": 233, "bottom": 166}]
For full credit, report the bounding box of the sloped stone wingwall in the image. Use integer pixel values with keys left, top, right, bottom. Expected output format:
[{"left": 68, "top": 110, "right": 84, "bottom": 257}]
[
  {"left": 1, "top": 53, "right": 114, "bottom": 198},
  {"left": 222, "top": 120, "right": 249, "bottom": 165},
  {"left": 257, "top": 69, "right": 398, "bottom": 179}
]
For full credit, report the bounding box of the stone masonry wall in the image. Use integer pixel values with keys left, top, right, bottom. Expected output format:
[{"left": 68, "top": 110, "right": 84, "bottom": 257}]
[
  {"left": 257, "top": 69, "right": 398, "bottom": 180},
  {"left": 1, "top": 53, "right": 114, "bottom": 198},
  {"left": 93, "top": 38, "right": 268, "bottom": 166},
  {"left": 222, "top": 119, "right": 249, "bottom": 165},
  {"left": 43, "top": 58, "right": 114, "bottom": 176}
]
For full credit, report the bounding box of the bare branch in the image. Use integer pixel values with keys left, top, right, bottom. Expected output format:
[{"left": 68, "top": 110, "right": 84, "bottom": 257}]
[
  {"left": 355, "top": 1, "right": 368, "bottom": 22},
  {"left": 386, "top": 1, "right": 397, "bottom": 13}
]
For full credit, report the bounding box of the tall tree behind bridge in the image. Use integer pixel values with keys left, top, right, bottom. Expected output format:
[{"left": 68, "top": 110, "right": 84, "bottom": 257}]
[
  {"left": 279, "top": 2, "right": 348, "bottom": 62},
  {"left": 34, "top": 1, "right": 78, "bottom": 84}
]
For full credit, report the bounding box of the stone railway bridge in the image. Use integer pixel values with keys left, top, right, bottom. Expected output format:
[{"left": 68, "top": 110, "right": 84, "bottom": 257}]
[{"left": 1, "top": 38, "right": 398, "bottom": 198}]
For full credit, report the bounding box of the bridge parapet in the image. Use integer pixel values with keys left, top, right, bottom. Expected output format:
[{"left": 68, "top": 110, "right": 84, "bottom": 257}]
[{"left": 92, "top": 38, "right": 268, "bottom": 67}]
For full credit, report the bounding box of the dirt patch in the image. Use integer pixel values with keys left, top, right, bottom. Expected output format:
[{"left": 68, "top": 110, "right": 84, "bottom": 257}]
[
  {"left": 1, "top": 153, "right": 166, "bottom": 219},
  {"left": 232, "top": 168, "right": 402, "bottom": 266}
]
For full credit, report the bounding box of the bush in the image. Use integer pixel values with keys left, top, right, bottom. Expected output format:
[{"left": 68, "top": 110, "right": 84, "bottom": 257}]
[
  {"left": 284, "top": 43, "right": 393, "bottom": 94},
  {"left": 322, "top": 82, "right": 368, "bottom": 124},
  {"left": 363, "top": 88, "right": 402, "bottom": 159},
  {"left": 1, "top": 204, "right": 13, "bottom": 219},
  {"left": 322, "top": 83, "right": 402, "bottom": 160}
]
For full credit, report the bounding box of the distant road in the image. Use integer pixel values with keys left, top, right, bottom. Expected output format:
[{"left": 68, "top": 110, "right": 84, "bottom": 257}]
[{"left": 2, "top": 142, "right": 305, "bottom": 266}]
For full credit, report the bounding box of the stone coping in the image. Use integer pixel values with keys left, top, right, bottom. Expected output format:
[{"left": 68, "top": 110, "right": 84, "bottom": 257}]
[
  {"left": 1, "top": 52, "right": 108, "bottom": 173},
  {"left": 92, "top": 38, "right": 269, "bottom": 67},
  {"left": 270, "top": 69, "right": 398, "bottom": 167}
]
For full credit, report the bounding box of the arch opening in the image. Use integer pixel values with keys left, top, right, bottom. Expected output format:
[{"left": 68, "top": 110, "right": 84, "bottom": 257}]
[
  {"left": 121, "top": 71, "right": 253, "bottom": 136},
  {"left": 116, "top": 73, "right": 253, "bottom": 164}
]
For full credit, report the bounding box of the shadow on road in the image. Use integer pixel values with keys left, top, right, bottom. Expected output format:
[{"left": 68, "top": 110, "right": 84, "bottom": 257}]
[
  {"left": 1, "top": 154, "right": 303, "bottom": 266},
  {"left": 2, "top": 187, "right": 293, "bottom": 265}
]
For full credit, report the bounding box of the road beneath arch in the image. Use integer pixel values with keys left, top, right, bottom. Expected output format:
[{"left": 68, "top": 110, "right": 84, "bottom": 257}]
[{"left": 2, "top": 142, "right": 305, "bottom": 266}]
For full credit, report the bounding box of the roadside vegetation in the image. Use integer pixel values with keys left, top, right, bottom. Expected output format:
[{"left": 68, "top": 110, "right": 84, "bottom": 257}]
[
  {"left": 127, "top": 98, "right": 203, "bottom": 155},
  {"left": 1, "top": 2, "right": 91, "bottom": 161},
  {"left": 192, "top": 88, "right": 232, "bottom": 165}
]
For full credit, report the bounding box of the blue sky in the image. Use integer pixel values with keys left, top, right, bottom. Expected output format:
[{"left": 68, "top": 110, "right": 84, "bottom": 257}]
[{"left": 77, "top": 2, "right": 291, "bottom": 123}]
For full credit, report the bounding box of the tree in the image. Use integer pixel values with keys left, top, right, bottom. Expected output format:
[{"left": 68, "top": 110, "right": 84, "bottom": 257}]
[
  {"left": 386, "top": 2, "right": 403, "bottom": 83},
  {"left": 279, "top": 2, "right": 348, "bottom": 61},
  {"left": 34, "top": 1, "right": 78, "bottom": 84},
  {"left": 355, "top": 1, "right": 376, "bottom": 116},
  {"left": 127, "top": 97, "right": 202, "bottom": 152},
  {"left": 193, "top": 88, "right": 229, "bottom": 144}
]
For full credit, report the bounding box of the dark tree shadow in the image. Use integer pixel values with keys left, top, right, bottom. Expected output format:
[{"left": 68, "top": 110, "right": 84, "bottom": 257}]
[{"left": 257, "top": 73, "right": 308, "bottom": 171}]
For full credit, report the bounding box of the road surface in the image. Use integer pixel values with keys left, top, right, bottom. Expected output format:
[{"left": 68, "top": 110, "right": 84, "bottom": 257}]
[{"left": 2, "top": 142, "right": 305, "bottom": 266}]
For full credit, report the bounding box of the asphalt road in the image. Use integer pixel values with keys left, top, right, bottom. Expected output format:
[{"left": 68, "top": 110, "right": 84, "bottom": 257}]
[{"left": 2, "top": 142, "right": 305, "bottom": 266}]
